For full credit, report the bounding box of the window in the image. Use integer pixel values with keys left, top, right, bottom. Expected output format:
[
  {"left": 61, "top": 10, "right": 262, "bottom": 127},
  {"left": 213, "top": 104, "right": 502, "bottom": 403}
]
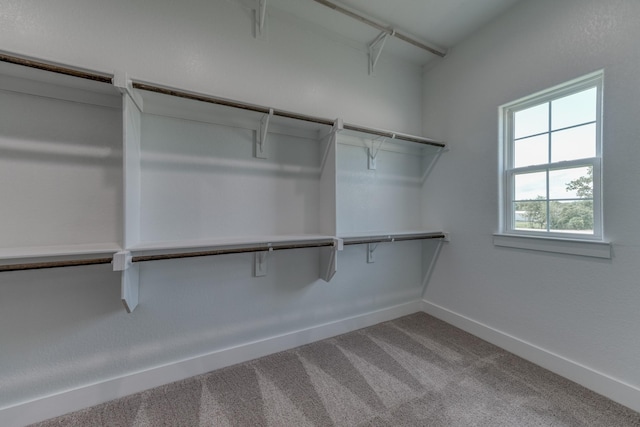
[{"left": 500, "top": 72, "right": 603, "bottom": 240}]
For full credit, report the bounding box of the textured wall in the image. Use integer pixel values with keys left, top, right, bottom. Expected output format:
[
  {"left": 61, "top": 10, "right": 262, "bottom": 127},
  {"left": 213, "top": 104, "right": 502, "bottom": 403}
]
[
  {"left": 0, "top": 0, "right": 422, "bottom": 134},
  {"left": 423, "top": 0, "right": 640, "bottom": 395},
  {"left": 0, "top": 0, "right": 427, "bottom": 416}
]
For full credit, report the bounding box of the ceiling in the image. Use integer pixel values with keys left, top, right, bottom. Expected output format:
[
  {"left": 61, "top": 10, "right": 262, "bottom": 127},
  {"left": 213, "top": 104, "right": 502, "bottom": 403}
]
[{"left": 267, "top": 0, "right": 521, "bottom": 65}]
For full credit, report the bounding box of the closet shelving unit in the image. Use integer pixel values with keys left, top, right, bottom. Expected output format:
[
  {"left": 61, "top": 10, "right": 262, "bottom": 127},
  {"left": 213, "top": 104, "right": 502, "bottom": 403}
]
[
  {"left": 0, "top": 54, "right": 122, "bottom": 273},
  {"left": 0, "top": 52, "right": 448, "bottom": 313}
]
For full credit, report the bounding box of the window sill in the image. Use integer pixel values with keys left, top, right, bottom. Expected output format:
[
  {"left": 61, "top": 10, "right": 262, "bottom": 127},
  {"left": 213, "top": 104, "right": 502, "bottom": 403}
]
[{"left": 493, "top": 233, "right": 612, "bottom": 259}]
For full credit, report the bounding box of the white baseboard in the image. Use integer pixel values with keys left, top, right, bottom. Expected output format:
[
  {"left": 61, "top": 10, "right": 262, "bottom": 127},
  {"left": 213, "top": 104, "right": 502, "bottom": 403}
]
[
  {"left": 421, "top": 299, "right": 640, "bottom": 413},
  {"left": 1, "top": 301, "right": 421, "bottom": 427}
]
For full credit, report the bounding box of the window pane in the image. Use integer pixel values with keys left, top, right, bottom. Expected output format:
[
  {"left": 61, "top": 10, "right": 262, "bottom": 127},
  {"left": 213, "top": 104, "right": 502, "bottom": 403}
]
[
  {"left": 551, "top": 87, "right": 597, "bottom": 130},
  {"left": 514, "top": 171, "right": 546, "bottom": 201},
  {"left": 549, "top": 200, "right": 593, "bottom": 233},
  {"left": 514, "top": 134, "right": 548, "bottom": 167},
  {"left": 514, "top": 201, "right": 547, "bottom": 230},
  {"left": 551, "top": 123, "right": 596, "bottom": 162},
  {"left": 514, "top": 103, "right": 548, "bottom": 139},
  {"left": 549, "top": 166, "right": 592, "bottom": 199}
]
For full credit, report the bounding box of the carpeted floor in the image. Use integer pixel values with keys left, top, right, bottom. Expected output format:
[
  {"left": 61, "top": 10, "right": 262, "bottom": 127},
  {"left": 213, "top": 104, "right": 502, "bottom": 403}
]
[{"left": 31, "top": 313, "right": 640, "bottom": 426}]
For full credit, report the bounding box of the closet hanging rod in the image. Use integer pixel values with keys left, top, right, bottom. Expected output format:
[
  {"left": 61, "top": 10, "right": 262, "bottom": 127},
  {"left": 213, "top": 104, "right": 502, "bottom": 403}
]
[
  {"left": 0, "top": 257, "right": 113, "bottom": 273},
  {"left": 342, "top": 124, "right": 445, "bottom": 147},
  {"left": 343, "top": 232, "right": 446, "bottom": 246},
  {"left": 131, "top": 240, "right": 336, "bottom": 263},
  {"left": 132, "top": 82, "right": 445, "bottom": 148},
  {"left": 312, "top": 0, "right": 446, "bottom": 58},
  {"left": 132, "top": 82, "right": 334, "bottom": 126},
  {"left": 0, "top": 53, "right": 112, "bottom": 84}
]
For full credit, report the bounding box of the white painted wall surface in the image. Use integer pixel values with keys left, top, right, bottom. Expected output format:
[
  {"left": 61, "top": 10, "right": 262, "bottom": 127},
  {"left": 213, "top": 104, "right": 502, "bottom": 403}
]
[
  {"left": 0, "top": 0, "right": 422, "bottom": 134},
  {"left": 422, "top": 0, "right": 640, "bottom": 405},
  {"left": 0, "top": 0, "right": 430, "bottom": 423}
]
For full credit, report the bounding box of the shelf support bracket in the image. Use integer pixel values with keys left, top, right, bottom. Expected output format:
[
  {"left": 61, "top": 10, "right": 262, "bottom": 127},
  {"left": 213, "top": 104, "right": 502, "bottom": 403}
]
[
  {"left": 367, "top": 134, "right": 394, "bottom": 170},
  {"left": 319, "top": 238, "right": 342, "bottom": 282},
  {"left": 254, "top": 0, "right": 267, "bottom": 39},
  {"left": 253, "top": 250, "right": 268, "bottom": 277},
  {"left": 113, "top": 251, "right": 139, "bottom": 313},
  {"left": 368, "top": 30, "right": 393, "bottom": 75},
  {"left": 366, "top": 243, "right": 378, "bottom": 263},
  {"left": 320, "top": 118, "right": 343, "bottom": 174},
  {"left": 421, "top": 147, "right": 445, "bottom": 183},
  {"left": 255, "top": 108, "right": 273, "bottom": 159}
]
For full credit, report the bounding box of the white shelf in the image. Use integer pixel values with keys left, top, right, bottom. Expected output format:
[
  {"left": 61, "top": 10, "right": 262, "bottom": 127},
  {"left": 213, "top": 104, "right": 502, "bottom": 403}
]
[
  {"left": 341, "top": 124, "right": 445, "bottom": 152},
  {"left": 0, "top": 243, "right": 121, "bottom": 261},
  {"left": 339, "top": 231, "right": 447, "bottom": 245},
  {"left": 0, "top": 55, "right": 119, "bottom": 108},
  {"left": 128, "top": 235, "right": 337, "bottom": 258},
  {"left": 0, "top": 243, "right": 120, "bottom": 272},
  {"left": 135, "top": 87, "right": 332, "bottom": 141}
]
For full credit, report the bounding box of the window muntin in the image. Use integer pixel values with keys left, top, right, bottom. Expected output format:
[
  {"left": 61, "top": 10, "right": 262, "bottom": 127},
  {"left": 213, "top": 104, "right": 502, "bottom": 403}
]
[{"left": 501, "top": 72, "right": 603, "bottom": 239}]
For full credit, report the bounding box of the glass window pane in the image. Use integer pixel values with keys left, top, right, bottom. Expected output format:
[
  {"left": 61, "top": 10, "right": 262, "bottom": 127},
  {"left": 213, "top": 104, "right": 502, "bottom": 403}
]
[
  {"left": 514, "top": 134, "right": 548, "bottom": 167},
  {"left": 549, "top": 166, "right": 592, "bottom": 199},
  {"left": 514, "top": 171, "right": 546, "bottom": 201},
  {"left": 514, "top": 201, "right": 547, "bottom": 230},
  {"left": 514, "top": 103, "right": 549, "bottom": 139},
  {"left": 551, "top": 87, "right": 597, "bottom": 130},
  {"left": 549, "top": 200, "right": 594, "bottom": 233},
  {"left": 551, "top": 123, "right": 596, "bottom": 162}
]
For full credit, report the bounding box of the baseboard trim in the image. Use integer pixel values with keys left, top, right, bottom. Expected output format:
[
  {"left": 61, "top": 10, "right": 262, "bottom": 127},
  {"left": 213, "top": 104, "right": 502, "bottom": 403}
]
[
  {"left": 1, "top": 301, "right": 421, "bottom": 427},
  {"left": 421, "top": 299, "right": 640, "bottom": 413}
]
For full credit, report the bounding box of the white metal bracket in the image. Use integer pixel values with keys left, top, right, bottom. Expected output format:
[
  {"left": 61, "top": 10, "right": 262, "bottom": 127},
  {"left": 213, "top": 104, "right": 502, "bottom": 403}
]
[
  {"left": 366, "top": 243, "right": 379, "bottom": 263},
  {"left": 254, "top": 250, "right": 268, "bottom": 277},
  {"left": 113, "top": 70, "right": 143, "bottom": 111},
  {"left": 367, "top": 147, "right": 377, "bottom": 170},
  {"left": 113, "top": 251, "right": 139, "bottom": 313},
  {"left": 367, "top": 134, "right": 394, "bottom": 170},
  {"left": 254, "top": 0, "right": 267, "bottom": 39},
  {"left": 319, "top": 238, "right": 342, "bottom": 282},
  {"left": 368, "top": 30, "right": 393, "bottom": 75},
  {"left": 255, "top": 108, "right": 273, "bottom": 159},
  {"left": 320, "top": 118, "right": 343, "bottom": 173},
  {"left": 420, "top": 147, "right": 446, "bottom": 184}
]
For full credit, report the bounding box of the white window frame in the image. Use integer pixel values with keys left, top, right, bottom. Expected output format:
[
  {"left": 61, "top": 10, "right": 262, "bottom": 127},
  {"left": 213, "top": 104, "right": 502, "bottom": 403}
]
[{"left": 498, "top": 71, "right": 606, "bottom": 249}]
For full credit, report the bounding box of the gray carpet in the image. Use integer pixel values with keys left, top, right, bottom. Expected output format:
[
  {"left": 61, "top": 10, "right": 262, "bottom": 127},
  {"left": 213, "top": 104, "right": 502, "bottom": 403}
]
[{"left": 31, "top": 313, "right": 640, "bottom": 426}]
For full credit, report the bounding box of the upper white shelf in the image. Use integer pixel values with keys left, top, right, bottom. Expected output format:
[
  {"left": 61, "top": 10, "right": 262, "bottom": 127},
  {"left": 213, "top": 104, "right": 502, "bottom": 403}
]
[
  {"left": 0, "top": 243, "right": 120, "bottom": 272},
  {"left": 130, "top": 81, "right": 445, "bottom": 149},
  {"left": 0, "top": 53, "right": 119, "bottom": 107},
  {"left": 339, "top": 231, "right": 447, "bottom": 245},
  {"left": 127, "top": 235, "right": 337, "bottom": 263},
  {"left": 0, "top": 243, "right": 121, "bottom": 263}
]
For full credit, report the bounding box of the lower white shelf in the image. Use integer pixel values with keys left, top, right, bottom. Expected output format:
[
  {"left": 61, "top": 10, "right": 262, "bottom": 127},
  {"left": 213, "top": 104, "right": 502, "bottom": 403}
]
[
  {"left": 127, "top": 235, "right": 337, "bottom": 261},
  {"left": 0, "top": 243, "right": 121, "bottom": 272},
  {"left": 116, "top": 234, "right": 341, "bottom": 314},
  {"left": 0, "top": 232, "right": 448, "bottom": 313},
  {"left": 339, "top": 230, "right": 448, "bottom": 245}
]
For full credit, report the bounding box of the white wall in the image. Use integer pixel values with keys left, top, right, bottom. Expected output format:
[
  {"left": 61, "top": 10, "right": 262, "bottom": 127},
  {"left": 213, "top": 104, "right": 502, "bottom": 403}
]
[
  {"left": 0, "top": 0, "right": 422, "bottom": 134},
  {"left": 0, "top": 1, "right": 428, "bottom": 424},
  {"left": 422, "top": 0, "right": 640, "bottom": 409}
]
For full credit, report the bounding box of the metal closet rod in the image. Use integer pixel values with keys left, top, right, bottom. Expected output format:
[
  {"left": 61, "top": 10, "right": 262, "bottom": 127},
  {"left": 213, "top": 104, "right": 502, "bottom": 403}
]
[
  {"left": 0, "top": 53, "right": 112, "bottom": 84},
  {"left": 0, "top": 241, "right": 336, "bottom": 272},
  {"left": 343, "top": 233, "right": 447, "bottom": 246},
  {"left": 1, "top": 52, "right": 444, "bottom": 147},
  {"left": 312, "top": 0, "right": 447, "bottom": 58},
  {"left": 132, "top": 241, "right": 336, "bottom": 263},
  {"left": 133, "top": 82, "right": 445, "bottom": 148},
  {"left": 0, "top": 257, "right": 113, "bottom": 273}
]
